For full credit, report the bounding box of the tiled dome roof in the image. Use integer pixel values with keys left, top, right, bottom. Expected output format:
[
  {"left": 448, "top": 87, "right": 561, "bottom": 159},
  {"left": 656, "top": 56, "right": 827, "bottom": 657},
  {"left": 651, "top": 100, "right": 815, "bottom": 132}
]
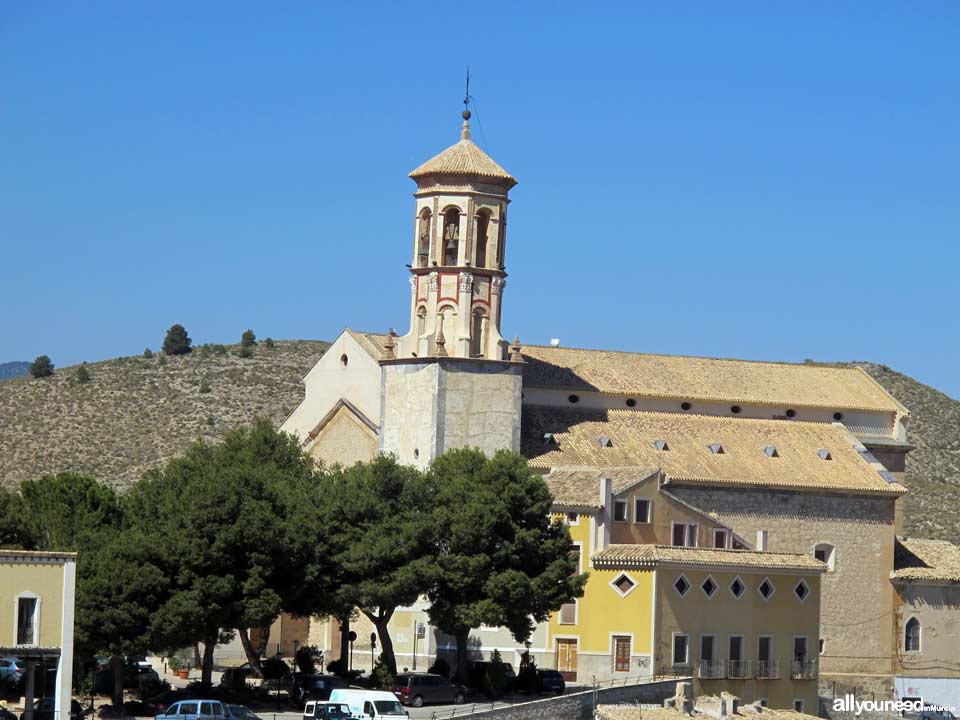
[{"left": 409, "top": 119, "right": 517, "bottom": 188}]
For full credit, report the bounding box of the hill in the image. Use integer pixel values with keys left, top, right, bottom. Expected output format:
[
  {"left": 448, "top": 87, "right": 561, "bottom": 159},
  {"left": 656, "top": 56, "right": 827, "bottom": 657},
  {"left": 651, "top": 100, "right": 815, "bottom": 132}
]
[
  {"left": 852, "top": 363, "right": 960, "bottom": 541},
  {"left": 0, "top": 361, "right": 30, "bottom": 381},
  {"left": 0, "top": 341, "right": 328, "bottom": 491},
  {"left": 0, "top": 345, "right": 957, "bottom": 542}
]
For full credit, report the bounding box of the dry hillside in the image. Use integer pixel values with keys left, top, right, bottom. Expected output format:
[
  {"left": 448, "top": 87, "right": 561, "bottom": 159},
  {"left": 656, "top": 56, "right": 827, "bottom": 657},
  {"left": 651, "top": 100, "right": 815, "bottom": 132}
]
[
  {"left": 1, "top": 346, "right": 957, "bottom": 543},
  {"left": 0, "top": 341, "right": 328, "bottom": 491}
]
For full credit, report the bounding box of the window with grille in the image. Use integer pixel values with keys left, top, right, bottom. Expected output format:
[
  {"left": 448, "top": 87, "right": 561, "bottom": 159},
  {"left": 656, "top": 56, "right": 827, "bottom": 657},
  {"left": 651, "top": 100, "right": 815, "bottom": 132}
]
[
  {"left": 905, "top": 618, "right": 921, "bottom": 652},
  {"left": 613, "top": 636, "right": 631, "bottom": 672}
]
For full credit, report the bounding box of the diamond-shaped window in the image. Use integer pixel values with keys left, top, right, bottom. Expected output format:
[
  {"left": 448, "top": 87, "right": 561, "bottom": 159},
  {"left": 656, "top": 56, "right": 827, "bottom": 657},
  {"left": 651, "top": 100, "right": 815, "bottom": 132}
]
[
  {"left": 613, "top": 574, "right": 636, "bottom": 595},
  {"left": 794, "top": 579, "right": 810, "bottom": 602},
  {"left": 674, "top": 575, "right": 690, "bottom": 597},
  {"left": 758, "top": 578, "right": 775, "bottom": 600},
  {"left": 730, "top": 577, "right": 745, "bottom": 598},
  {"left": 701, "top": 576, "right": 717, "bottom": 598}
]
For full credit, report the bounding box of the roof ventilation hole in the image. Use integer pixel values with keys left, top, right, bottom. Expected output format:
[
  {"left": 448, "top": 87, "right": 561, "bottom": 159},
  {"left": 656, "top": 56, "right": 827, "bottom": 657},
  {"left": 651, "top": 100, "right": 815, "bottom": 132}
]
[
  {"left": 763, "top": 445, "right": 779, "bottom": 458},
  {"left": 598, "top": 436, "right": 613, "bottom": 448},
  {"left": 708, "top": 443, "right": 725, "bottom": 455},
  {"left": 654, "top": 439, "right": 670, "bottom": 452},
  {"left": 543, "top": 433, "right": 557, "bottom": 445},
  {"left": 817, "top": 449, "right": 832, "bottom": 461}
]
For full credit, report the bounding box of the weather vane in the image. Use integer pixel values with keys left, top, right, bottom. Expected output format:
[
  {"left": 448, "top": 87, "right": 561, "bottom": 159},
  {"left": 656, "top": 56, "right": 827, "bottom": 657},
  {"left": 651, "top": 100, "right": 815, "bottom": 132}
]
[{"left": 463, "top": 66, "right": 472, "bottom": 118}]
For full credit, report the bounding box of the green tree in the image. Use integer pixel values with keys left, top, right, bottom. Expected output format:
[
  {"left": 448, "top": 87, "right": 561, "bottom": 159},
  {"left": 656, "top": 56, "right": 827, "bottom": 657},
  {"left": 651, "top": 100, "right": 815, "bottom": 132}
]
[
  {"left": 143, "top": 348, "right": 154, "bottom": 359},
  {"left": 162, "top": 324, "right": 192, "bottom": 355},
  {"left": 76, "top": 364, "right": 91, "bottom": 384},
  {"left": 427, "top": 449, "right": 588, "bottom": 681},
  {"left": 30, "top": 355, "right": 54, "bottom": 378},
  {"left": 0, "top": 489, "right": 34, "bottom": 549},
  {"left": 326, "top": 455, "right": 437, "bottom": 675},
  {"left": 263, "top": 337, "right": 275, "bottom": 349},
  {"left": 199, "top": 377, "right": 212, "bottom": 394},
  {"left": 240, "top": 329, "right": 257, "bottom": 347},
  {"left": 238, "top": 345, "right": 254, "bottom": 359},
  {"left": 20, "top": 473, "right": 120, "bottom": 551},
  {"left": 126, "top": 419, "right": 320, "bottom": 689}
]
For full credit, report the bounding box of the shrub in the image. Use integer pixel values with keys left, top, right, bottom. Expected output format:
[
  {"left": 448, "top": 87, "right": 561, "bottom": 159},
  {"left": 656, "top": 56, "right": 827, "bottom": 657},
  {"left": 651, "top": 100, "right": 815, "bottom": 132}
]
[
  {"left": 76, "top": 365, "right": 91, "bottom": 384},
  {"left": 484, "top": 650, "right": 509, "bottom": 698},
  {"left": 199, "top": 344, "right": 211, "bottom": 357},
  {"left": 263, "top": 337, "right": 275, "bottom": 349},
  {"left": 516, "top": 651, "right": 538, "bottom": 694},
  {"left": 326, "top": 658, "right": 348, "bottom": 677},
  {"left": 157, "top": 354, "right": 167, "bottom": 366},
  {"left": 206, "top": 415, "right": 215, "bottom": 427},
  {"left": 240, "top": 329, "right": 257, "bottom": 348},
  {"left": 212, "top": 344, "right": 227, "bottom": 356},
  {"left": 368, "top": 655, "right": 395, "bottom": 690},
  {"left": 427, "top": 657, "right": 451, "bottom": 678},
  {"left": 238, "top": 345, "right": 254, "bottom": 359},
  {"left": 294, "top": 645, "right": 323, "bottom": 675},
  {"left": 199, "top": 377, "right": 212, "bottom": 394},
  {"left": 142, "top": 348, "right": 154, "bottom": 359},
  {"left": 162, "top": 324, "right": 192, "bottom": 355},
  {"left": 30, "top": 355, "right": 54, "bottom": 378}
]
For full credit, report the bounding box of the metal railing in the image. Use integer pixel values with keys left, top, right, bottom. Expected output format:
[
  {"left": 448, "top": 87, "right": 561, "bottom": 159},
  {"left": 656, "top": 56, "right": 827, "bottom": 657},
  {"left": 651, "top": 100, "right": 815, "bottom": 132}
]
[
  {"left": 755, "top": 660, "right": 780, "bottom": 679},
  {"left": 698, "top": 660, "right": 725, "bottom": 679},
  {"left": 726, "top": 660, "right": 750, "bottom": 679},
  {"left": 791, "top": 659, "right": 817, "bottom": 679}
]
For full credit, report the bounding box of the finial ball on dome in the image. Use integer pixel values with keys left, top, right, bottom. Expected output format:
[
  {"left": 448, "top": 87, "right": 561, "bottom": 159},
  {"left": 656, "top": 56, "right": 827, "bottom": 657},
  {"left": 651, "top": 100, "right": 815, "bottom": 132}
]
[{"left": 462, "top": 109, "right": 471, "bottom": 120}]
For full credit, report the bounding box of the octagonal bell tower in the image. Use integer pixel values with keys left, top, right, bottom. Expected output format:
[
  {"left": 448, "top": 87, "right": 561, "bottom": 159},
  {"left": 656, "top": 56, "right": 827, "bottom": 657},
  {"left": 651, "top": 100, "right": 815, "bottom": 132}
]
[{"left": 396, "top": 108, "right": 517, "bottom": 360}]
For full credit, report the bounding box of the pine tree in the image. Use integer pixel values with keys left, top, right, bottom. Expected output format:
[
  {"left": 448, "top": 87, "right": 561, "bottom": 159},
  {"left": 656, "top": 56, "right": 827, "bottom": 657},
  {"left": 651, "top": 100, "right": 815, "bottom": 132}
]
[
  {"left": 29, "top": 355, "right": 54, "bottom": 378},
  {"left": 162, "top": 324, "right": 192, "bottom": 356},
  {"left": 76, "top": 365, "right": 91, "bottom": 384},
  {"left": 240, "top": 329, "right": 257, "bottom": 348}
]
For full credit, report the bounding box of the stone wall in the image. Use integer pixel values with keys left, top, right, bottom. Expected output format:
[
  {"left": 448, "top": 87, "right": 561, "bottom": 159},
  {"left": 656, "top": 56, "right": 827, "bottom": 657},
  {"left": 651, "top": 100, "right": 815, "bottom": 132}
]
[
  {"left": 454, "top": 678, "right": 680, "bottom": 720},
  {"left": 669, "top": 485, "right": 898, "bottom": 676}
]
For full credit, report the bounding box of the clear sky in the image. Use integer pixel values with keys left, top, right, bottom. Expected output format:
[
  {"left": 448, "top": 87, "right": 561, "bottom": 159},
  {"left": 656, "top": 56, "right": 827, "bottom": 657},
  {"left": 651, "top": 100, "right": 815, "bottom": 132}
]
[{"left": 2, "top": 2, "right": 957, "bottom": 398}]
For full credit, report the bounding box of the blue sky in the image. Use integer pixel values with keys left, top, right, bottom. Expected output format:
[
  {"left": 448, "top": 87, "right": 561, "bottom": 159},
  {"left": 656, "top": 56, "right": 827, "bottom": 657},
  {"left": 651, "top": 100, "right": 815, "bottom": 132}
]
[{"left": 1, "top": 2, "right": 957, "bottom": 398}]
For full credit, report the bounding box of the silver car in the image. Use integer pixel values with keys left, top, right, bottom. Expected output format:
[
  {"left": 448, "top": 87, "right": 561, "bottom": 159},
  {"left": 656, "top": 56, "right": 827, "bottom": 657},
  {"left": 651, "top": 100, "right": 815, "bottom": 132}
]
[{"left": 160, "top": 700, "right": 226, "bottom": 720}]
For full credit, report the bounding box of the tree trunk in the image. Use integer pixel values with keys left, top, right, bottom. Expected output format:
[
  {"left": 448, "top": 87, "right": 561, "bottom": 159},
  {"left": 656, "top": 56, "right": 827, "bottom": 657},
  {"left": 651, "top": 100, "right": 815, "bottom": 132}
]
[
  {"left": 455, "top": 628, "right": 470, "bottom": 683},
  {"left": 237, "top": 627, "right": 264, "bottom": 678},
  {"left": 362, "top": 608, "right": 397, "bottom": 675},
  {"left": 338, "top": 614, "right": 350, "bottom": 669},
  {"left": 200, "top": 637, "right": 216, "bottom": 691},
  {"left": 193, "top": 642, "right": 202, "bottom": 669},
  {"left": 256, "top": 624, "right": 271, "bottom": 660},
  {"left": 109, "top": 655, "right": 125, "bottom": 710}
]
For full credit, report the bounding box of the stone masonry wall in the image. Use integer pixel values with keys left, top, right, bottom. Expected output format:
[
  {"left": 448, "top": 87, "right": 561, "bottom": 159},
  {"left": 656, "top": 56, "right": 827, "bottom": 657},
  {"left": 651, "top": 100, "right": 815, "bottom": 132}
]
[{"left": 669, "top": 486, "right": 897, "bottom": 677}]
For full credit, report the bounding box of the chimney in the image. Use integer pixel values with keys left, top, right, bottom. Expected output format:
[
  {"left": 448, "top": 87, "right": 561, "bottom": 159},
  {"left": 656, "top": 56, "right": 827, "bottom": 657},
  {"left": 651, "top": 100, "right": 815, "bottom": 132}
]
[
  {"left": 596, "top": 477, "right": 613, "bottom": 551},
  {"left": 756, "top": 530, "right": 769, "bottom": 552}
]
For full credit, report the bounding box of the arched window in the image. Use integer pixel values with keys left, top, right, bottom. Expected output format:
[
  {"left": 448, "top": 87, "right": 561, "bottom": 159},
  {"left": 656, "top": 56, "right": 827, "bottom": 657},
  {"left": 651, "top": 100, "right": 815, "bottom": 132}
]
[
  {"left": 416, "top": 306, "right": 427, "bottom": 336},
  {"left": 438, "top": 305, "right": 457, "bottom": 334},
  {"left": 443, "top": 208, "right": 460, "bottom": 265},
  {"left": 474, "top": 210, "right": 490, "bottom": 268},
  {"left": 417, "top": 209, "right": 432, "bottom": 267},
  {"left": 905, "top": 618, "right": 921, "bottom": 652},
  {"left": 470, "top": 309, "right": 486, "bottom": 357}
]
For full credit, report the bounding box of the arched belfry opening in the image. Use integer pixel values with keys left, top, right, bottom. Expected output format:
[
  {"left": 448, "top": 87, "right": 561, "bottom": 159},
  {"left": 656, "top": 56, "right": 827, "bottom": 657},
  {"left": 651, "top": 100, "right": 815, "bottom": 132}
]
[
  {"left": 400, "top": 106, "right": 517, "bottom": 360},
  {"left": 442, "top": 208, "right": 460, "bottom": 266}
]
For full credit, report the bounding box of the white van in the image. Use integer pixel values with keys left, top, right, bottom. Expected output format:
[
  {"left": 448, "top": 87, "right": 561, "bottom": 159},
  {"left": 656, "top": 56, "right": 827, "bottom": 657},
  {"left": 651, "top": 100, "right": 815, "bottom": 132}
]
[{"left": 328, "top": 689, "right": 408, "bottom": 719}]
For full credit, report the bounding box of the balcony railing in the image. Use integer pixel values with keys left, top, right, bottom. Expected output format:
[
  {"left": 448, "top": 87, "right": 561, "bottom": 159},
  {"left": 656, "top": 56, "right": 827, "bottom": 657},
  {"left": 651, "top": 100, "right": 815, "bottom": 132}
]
[
  {"left": 726, "top": 660, "right": 750, "bottom": 679},
  {"left": 755, "top": 660, "right": 781, "bottom": 679},
  {"left": 791, "top": 659, "right": 817, "bottom": 679},
  {"left": 671, "top": 662, "right": 692, "bottom": 675},
  {"left": 699, "top": 660, "right": 725, "bottom": 679}
]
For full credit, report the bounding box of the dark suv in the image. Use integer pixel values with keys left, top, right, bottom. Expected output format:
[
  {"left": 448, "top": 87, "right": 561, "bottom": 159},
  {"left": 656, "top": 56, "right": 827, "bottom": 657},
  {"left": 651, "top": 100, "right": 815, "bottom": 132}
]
[
  {"left": 393, "top": 673, "right": 466, "bottom": 707},
  {"left": 466, "top": 661, "right": 517, "bottom": 694},
  {"left": 535, "top": 669, "right": 565, "bottom": 695},
  {"left": 290, "top": 675, "right": 350, "bottom": 704}
]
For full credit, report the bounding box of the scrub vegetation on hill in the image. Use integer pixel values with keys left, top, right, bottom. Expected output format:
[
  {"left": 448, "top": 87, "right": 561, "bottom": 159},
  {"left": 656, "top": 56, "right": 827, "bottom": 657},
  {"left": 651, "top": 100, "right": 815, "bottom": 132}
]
[{"left": 0, "top": 342, "right": 956, "bottom": 542}]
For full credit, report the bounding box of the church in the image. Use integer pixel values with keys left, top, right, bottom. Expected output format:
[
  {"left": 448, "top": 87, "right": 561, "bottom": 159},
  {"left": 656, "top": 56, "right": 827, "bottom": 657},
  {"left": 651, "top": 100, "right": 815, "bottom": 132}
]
[{"left": 279, "top": 107, "right": 917, "bottom": 711}]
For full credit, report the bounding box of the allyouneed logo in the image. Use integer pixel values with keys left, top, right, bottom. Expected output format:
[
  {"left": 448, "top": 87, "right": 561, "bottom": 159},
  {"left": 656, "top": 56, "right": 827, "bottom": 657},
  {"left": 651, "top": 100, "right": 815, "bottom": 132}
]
[{"left": 832, "top": 695, "right": 954, "bottom": 716}]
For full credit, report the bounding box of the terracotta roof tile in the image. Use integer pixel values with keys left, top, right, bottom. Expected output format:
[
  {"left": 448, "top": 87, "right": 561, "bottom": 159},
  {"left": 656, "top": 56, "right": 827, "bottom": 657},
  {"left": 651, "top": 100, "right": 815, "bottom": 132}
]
[
  {"left": 522, "top": 344, "right": 906, "bottom": 415},
  {"left": 893, "top": 538, "right": 960, "bottom": 583},
  {"left": 409, "top": 124, "right": 517, "bottom": 188},
  {"left": 592, "top": 544, "right": 825, "bottom": 572},
  {"left": 543, "top": 466, "right": 657, "bottom": 507},
  {"left": 523, "top": 407, "right": 906, "bottom": 496}
]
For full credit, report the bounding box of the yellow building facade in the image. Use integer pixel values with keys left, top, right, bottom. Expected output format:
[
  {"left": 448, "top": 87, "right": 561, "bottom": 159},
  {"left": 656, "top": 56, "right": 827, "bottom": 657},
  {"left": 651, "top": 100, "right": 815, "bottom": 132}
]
[{"left": 0, "top": 550, "right": 77, "bottom": 720}]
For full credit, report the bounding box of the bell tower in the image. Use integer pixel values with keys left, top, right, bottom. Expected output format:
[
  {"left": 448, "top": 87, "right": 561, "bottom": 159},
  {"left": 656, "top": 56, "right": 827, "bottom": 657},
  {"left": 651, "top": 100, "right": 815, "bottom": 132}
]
[{"left": 396, "top": 106, "right": 518, "bottom": 361}]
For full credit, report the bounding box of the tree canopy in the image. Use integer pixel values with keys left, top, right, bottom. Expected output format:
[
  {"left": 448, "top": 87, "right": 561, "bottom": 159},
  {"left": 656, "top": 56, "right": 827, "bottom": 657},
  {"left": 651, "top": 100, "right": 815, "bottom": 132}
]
[
  {"left": 162, "top": 324, "right": 192, "bottom": 355},
  {"left": 29, "top": 355, "right": 54, "bottom": 378}
]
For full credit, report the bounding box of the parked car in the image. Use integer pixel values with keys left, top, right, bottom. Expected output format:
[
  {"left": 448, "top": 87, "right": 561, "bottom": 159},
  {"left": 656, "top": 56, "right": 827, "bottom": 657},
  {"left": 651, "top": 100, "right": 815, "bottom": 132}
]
[
  {"left": 328, "top": 689, "right": 408, "bottom": 719},
  {"left": 157, "top": 699, "right": 226, "bottom": 720},
  {"left": 290, "top": 675, "right": 350, "bottom": 704},
  {"left": 0, "top": 658, "right": 25, "bottom": 688},
  {"left": 392, "top": 673, "right": 465, "bottom": 708},
  {"left": 19, "top": 699, "right": 86, "bottom": 720},
  {"left": 302, "top": 701, "right": 352, "bottom": 719},
  {"left": 224, "top": 705, "right": 261, "bottom": 720},
  {"left": 535, "top": 669, "right": 565, "bottom": 695},
  {"left": 465, "top": 661, "right": 517, "bottom": 694}
]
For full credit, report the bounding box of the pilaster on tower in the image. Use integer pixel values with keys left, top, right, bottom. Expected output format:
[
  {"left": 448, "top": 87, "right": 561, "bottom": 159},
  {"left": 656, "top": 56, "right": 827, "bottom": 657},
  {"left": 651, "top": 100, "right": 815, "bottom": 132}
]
[{"left": 396, "top": 109, "right": 518, "bottom": 361}]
